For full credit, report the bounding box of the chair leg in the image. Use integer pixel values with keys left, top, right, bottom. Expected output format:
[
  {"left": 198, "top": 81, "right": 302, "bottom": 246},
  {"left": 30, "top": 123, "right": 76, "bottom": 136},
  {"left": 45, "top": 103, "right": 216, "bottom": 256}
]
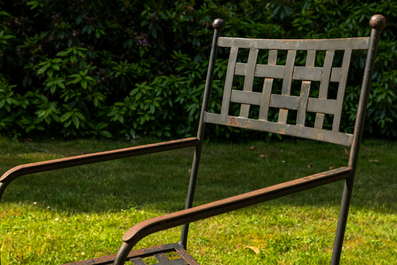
[
  {"left": 180, "top": 145, "right": 203, "bottom": 249},
  {"left": 330, "top": 176, "right": 355, "bottom": 265}
]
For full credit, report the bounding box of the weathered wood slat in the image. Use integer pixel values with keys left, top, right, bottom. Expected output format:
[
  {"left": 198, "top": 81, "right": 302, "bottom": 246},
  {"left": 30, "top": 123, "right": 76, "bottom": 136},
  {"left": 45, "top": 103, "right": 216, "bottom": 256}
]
[
  {"left": 220, "top": 46, "right": 239, "bottom": 122},
  {"left": 240, "top": 48, "right": 259, "bottom": 118},
  {"left": 306, "top": 50, "right": 316, "bottom": 67},
  {"left": 236, "top": 63, "right": 284, "bottom": 78},
  {"left": 231, "top": 91, "right": 300, "bottom": 110},
  {"left": 271, "top": 94, "right": 299, "bottom": 110},
  {"left": 219, "top": 37, "right": 370, "bottom": 50},
  {"left": 258, "top": 50, "right": 278, "bottom": 121},
  {"left": 333, "top": 49, "right": 352, "bottom": 132},
  {"left": 230, "top": 90, "right": 338, "bottom": 116},
  {"left": 314, "top": 50, "right": 335, "bottom": 129},
  {"left": 308, "top": 98, "right": 337, "bottom": 114},
  {"left": 297, "top": 81, "right": 311, "bottom": 126},
  {"left": 236, "top": 64, "right": 342, "bottom": 82},
  {"left": 278, "top": 50, "right": 296, "bottom": 124},
  {"left": 205, "top": 112, "right": 353, "bottom": 146},
  {"left": 259, "top": 78, "right": 273, "bottom": 120}
]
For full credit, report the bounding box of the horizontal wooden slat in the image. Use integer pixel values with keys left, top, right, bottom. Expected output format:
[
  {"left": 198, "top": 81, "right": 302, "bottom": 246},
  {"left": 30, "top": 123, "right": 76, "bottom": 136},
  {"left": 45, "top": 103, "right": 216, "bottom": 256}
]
[
  {"left": 307, "top": 98, "right": 337, "bottom": 114},
  {"left": 205, "top": 112, "right": 353, "bottom": 146},
  {"left": 236, "top": 63, "right": 342, "bottom": 82},
  {"left": 293, "top": 66, "right": 341, "bottom": 82},
  {"left": 235, "top": 63, "right": 285, "bottom": 78},
  {"left": 230, "top": 91, "right": 299, "bottom": 111},
  {"left": 330, "top": 68, "right": 341, "bottom": 82},
  {"left": 292, "top": 66, "right": 321, "bottom": 80},
  {"left": 230, "top": 90, "right": 338, "bottom": 115},
  {"left": 230, "top": 90, "right": 261, "bottom": 105},
  {"left": 270, "top": 94, "right": 299, "bottom": 110},
  {"left": 219, "top": 37, "right": 370, "bottom": 50}
]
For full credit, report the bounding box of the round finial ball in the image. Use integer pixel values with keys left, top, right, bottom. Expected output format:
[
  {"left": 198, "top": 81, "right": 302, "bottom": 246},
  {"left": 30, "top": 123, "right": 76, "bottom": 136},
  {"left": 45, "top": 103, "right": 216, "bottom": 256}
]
[
  {"left": 369, "top": 14, "right": 386, "bottom": 30},
  {"left": 212, "top": 18, "right": 225, "bottom": 31}
]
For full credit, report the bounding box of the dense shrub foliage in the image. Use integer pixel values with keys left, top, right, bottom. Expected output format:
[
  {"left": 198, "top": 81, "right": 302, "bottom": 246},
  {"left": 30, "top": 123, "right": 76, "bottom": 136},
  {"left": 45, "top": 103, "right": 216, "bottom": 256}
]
[{"left": 0, "top": 0, "right": 396, "bottom": 140}]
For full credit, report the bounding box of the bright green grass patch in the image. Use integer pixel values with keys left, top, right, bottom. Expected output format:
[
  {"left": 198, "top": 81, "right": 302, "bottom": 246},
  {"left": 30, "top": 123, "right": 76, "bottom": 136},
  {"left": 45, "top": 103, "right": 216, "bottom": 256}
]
[{"left": 1, "top": 138, "right": 396, "bottom": 264}]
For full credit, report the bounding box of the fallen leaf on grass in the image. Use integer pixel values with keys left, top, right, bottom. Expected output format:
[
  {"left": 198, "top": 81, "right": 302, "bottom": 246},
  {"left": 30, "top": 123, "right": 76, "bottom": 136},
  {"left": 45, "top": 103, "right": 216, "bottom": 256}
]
[
  {"left": 189, "top": 169, "right": 192, "bottom": 173},
  {"left": 308, "top": 163, "right": 313, "bottom": 168},
  {"left": 259, "top": 154, "right": 268, "bottom": 158},
  {"left": 250, "top": 146, "right": 255, "bottom": 150},
  {"left": 244, "top": 246, "right": 260, "bottom": 254},
  {"left": 369, "top": 160, "right": 379, "bottom": 163},
  {"left": 329, "top": 166, "right": 336, "bottom": 169},
  {"left": 344, "top": 148, "right": 349, "bottom": 155}
]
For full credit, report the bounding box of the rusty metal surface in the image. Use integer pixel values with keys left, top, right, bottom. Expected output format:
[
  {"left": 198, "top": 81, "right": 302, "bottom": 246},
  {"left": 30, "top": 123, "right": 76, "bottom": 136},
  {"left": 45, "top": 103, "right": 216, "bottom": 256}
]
[
  {"left": 110, "top": 166, "right": 353, "bottom": 264},
  {"left": 0, "top": 137, "right": 199, "bottom": 201},
  {"left": 121, "top": 167, "right": 353, "bottom": 244},
  {"left": 63, "top": 243, "right": 199, "bottom": 265},
  {"left": 205, "top": 112, "right": 353, "bottom": 146},
  {"left": 179, "top": 18, "right": 226, "bottom": 250},
  {"left": 331, "top": 14, "right": 386, "bottom": 265}
]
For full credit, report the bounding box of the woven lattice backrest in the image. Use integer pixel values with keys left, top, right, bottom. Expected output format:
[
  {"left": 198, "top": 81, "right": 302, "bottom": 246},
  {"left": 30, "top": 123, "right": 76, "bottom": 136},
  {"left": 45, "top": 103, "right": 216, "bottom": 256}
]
[{"left": 204, "top": 37, "right": 371, "bottom": 146}]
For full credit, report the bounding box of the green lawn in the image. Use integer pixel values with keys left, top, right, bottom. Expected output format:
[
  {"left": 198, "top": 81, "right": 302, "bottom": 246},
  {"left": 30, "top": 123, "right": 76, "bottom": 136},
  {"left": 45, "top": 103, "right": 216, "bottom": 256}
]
[{"left": 1, "top": 137, "right": 396, "bottom": 264}]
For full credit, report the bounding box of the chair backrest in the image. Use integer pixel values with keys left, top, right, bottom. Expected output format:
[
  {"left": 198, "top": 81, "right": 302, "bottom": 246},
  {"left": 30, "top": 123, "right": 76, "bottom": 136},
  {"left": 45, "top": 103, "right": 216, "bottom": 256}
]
[
  {"left": 200, "top": 17, "right": 384, "bottom": 152},
  {"left": 178, "top": 15, "right": 384, "bottom": 254}
]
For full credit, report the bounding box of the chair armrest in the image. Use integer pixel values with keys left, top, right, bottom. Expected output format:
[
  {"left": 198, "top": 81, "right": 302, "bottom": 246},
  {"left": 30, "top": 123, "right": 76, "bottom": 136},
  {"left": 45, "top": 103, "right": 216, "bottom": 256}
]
[
  {"left": 0, "top": 137, "right": 199, "bottom": 200},
  {"left": 113, "top": 166, "right": 353, "bottom": 264}
]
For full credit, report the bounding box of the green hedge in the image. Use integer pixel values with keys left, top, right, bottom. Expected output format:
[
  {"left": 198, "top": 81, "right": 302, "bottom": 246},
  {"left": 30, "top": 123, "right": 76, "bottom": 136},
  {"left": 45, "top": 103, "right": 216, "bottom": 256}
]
[{"left": 0, "top": 0, "right": 396, "bottom": 140}]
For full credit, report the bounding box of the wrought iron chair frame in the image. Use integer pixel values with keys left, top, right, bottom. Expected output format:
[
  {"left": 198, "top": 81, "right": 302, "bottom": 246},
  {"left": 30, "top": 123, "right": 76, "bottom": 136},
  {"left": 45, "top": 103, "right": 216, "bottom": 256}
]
[{"left": 0, "top": 14, "right": 386, "bottom": 265}]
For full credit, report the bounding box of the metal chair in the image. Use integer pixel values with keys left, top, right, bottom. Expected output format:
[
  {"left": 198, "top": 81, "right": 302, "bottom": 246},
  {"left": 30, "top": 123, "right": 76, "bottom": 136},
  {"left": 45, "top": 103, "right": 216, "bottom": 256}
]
[{"left": 0, "top": 14, "right": 386, "bottom": 265}]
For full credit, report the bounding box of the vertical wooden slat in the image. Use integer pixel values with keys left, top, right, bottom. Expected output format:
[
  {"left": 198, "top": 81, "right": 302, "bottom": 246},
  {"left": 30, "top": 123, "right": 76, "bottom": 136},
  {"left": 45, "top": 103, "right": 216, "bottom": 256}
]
[
  {"left": 306, "top": 50, "right": 316, "bottom": 67},
  {"left": 259, "top": 78, "right": 273, "bottom": 120},
  {"left": 297, "top": 81, "right": 311, "bottom": 126},
  {"left": 239, "top": 48, "right": 259, "bottom": 118},
  {"left": 268, "top": 50, "right": 278, "bottom": 65},
  {"left": 278, "top": 50, "right": 296, "bottom": 124},
  {"left": 332, "top": 49, "right": 352, "bottom": 132},
  {"left": 293, "top": 50, "right": 315, "bottom": 126},
  {"left": 281, "top": 50, "right": 297, "bottom": 95},
  {"left": 314, "top": 114, "right": 325, "bottom": 129},
  {"left": 259, "top": 50, "right": 277, "bottom": 121},
  {"left": 220, "top": 46, "right": 239, "bottom": 121},
  {"left": 315, "top": 50, "right": 335, "bottom": 129}
]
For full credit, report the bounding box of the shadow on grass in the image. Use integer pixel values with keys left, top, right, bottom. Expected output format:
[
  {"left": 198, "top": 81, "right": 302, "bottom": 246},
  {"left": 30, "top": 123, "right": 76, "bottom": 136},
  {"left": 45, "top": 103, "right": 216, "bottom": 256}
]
[{"left": 1, "top": 138, "right": 396, "bottom": 214}]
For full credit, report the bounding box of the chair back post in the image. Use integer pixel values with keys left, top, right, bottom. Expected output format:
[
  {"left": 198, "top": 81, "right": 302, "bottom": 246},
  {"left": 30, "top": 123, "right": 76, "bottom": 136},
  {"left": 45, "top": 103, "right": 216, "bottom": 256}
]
[
  {"left": 180, "top": 18, "right": 225, "bottom": 249},
  {"left": 332, "top": 15, "right": 386, "bottom": 265},
  {"left": 348, "top": 14, "right": 386, "bottom": 171},
  {"left": 197, "top": 18, "right": 225, "bottom": 140}
]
